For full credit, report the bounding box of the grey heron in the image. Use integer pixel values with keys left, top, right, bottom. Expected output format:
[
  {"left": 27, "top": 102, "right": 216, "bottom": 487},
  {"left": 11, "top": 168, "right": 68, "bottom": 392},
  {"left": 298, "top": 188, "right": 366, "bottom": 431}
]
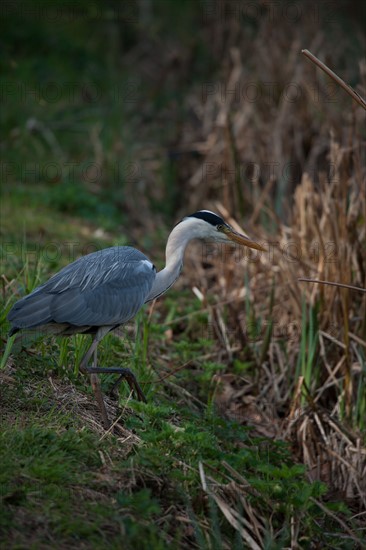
[{"left": 7, "top": 210, "right": 265, "bottom": 427}]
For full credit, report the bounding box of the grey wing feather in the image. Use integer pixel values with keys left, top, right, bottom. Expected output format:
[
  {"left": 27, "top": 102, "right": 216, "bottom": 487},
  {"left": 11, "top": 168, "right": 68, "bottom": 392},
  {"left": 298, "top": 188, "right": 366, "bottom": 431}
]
[{"left": 8, "top": 247, "right": 156, "bottom": 330}]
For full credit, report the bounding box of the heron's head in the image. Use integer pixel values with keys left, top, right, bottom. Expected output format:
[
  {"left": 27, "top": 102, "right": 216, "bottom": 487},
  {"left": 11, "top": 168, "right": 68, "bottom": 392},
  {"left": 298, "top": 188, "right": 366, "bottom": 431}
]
[{"left": 181, "top": 210, "right": 265, "bottom": 251}]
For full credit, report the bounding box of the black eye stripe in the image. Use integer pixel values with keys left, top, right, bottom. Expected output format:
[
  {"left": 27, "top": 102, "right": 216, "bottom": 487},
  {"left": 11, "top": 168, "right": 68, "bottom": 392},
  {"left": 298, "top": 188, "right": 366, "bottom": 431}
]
[{"left": 187, "top": 211, "right": 225, "bottom": 226}]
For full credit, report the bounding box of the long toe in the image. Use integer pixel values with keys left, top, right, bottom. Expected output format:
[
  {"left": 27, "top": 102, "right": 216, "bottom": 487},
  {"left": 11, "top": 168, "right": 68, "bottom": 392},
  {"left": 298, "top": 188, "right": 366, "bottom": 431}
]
[
  {"left": 85, "top": 366, "right": 147, "bottom": 403},
  {"left": 115, "top": 369, "right": 147, "bottom": 403}
]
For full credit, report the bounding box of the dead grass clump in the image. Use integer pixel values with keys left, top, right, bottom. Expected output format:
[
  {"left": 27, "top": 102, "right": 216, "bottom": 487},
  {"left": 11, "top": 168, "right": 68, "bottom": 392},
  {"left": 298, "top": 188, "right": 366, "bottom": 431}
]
[
  {"left": 0, "top": 362, "right": 140, "bottom": 449},
  {"left": 286, "top": 403, "right": 366, "bottom": 510},
  {"left": 200, "top": 140, "right": 366, "bottom": 508}
]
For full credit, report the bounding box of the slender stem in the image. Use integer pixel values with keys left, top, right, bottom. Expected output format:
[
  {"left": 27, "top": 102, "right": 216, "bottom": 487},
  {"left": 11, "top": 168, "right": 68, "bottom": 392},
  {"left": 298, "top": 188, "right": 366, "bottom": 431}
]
[
  {"left": 302, "top": 49, "right": 366, "bottom": 111},
  {"left": 298, "top": 278, "right": 366, "bottom": 293}
]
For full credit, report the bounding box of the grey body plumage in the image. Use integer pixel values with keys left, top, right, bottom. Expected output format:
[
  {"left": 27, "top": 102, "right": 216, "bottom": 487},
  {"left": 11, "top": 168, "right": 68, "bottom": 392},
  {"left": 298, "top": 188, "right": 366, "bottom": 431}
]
[
  {"left": 8, "top": 246, "right": 156, "bottom": 335},
  {"left": 7, "top": 210, "right": 264, "bottom": 427}
]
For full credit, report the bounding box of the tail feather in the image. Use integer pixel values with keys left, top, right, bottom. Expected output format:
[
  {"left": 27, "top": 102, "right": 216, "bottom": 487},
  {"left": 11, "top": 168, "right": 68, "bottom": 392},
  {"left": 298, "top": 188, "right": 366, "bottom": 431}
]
[{"left": 8, "top": 293, "right": 53, "bottom": 331}]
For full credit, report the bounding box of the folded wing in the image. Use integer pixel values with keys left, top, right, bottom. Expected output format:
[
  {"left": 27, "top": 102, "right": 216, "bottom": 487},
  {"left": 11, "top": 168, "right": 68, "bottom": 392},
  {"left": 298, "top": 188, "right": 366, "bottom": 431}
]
[{"left": 8, "top": 246, "right": 156, "bottom": 332}]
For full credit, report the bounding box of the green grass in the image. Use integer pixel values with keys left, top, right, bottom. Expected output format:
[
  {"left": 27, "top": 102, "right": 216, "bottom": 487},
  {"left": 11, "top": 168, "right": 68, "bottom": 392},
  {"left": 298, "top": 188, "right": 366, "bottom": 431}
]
[
  {"left": 0, "top": 364, "right": 356, "bottom": 548},
  {"left": 0, "top": 419, "right": 165, "bottom": 547}
]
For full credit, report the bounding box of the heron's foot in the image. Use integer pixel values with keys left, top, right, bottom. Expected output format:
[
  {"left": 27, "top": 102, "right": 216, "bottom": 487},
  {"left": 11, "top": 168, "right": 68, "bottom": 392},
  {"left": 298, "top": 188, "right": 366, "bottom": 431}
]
[{"left": 86, "top": 367, "right": 147, "bottom": 403}]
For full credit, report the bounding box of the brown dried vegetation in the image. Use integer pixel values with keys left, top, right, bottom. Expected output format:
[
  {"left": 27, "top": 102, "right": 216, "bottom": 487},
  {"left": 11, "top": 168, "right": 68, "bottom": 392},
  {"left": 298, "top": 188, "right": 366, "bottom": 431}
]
[{"left": 139, "top": 3, "right": 366, "bottom": 519}]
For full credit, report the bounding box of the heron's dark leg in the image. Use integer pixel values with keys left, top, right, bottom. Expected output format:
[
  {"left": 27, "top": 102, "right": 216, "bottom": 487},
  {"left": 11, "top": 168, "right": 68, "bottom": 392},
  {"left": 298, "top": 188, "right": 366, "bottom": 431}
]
[
  {"left": 87, "top": 326, "right": 146, "bottom": 403},
  {"left": 78, "top": 334, "right": 100, "bottom": 375},
  {"left": 78, "top": 328, "right": 146, "bottom": 427},
  {"left": 79, "top": 332, "right": 111, "bottom": 428},
  {"left": 90, "top": 348, "right": 110, "bottom": 428}
]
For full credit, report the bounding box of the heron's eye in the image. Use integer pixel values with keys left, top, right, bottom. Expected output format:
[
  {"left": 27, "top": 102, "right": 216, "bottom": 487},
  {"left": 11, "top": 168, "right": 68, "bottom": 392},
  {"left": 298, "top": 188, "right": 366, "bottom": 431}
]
[{"left": 217, "top": 224, "right": 224, "bottom": 231}]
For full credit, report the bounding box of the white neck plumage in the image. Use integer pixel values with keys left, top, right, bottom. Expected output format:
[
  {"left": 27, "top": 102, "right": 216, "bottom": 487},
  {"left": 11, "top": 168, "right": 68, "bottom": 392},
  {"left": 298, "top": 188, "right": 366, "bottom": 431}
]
[{"left": 145, "top": 217, "right": 208, "bottom": 302}]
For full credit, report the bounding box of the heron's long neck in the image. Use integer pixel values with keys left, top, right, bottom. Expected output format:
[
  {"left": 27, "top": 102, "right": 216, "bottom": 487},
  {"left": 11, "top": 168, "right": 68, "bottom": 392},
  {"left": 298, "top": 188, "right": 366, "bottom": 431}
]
[{"left": 145, "top": 222, "right": 193, "bottom": 302}]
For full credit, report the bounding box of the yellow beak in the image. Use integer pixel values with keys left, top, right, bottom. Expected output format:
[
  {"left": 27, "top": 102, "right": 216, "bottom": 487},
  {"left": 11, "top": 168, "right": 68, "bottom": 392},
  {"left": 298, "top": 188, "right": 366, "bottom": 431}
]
[{"left": 222, "top": 226, "right": 266, "bottom": 251}]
